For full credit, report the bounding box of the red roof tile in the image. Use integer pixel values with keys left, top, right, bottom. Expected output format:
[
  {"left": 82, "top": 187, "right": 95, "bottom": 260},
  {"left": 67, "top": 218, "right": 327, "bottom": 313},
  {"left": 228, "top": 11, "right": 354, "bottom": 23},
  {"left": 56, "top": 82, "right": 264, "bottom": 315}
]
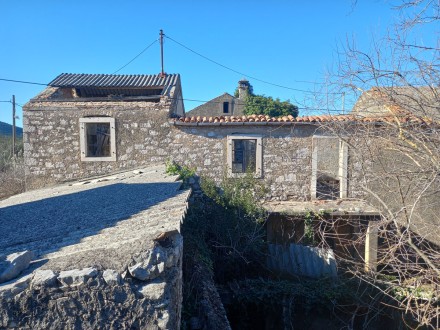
[{"left": 172, "top": 114, "right": 437, "bottom": 126}]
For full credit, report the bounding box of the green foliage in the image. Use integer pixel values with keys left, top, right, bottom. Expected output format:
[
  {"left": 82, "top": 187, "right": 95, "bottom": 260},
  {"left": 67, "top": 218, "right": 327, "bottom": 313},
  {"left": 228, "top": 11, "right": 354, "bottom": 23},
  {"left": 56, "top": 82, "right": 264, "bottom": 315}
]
[
  {"left": 234, "top": 88, "right": 239, "bottom": 98},
  {"left": 165, "top": 160, "right": 195, "bottom": 188},
  {"left": 201, "top": 171, "right": 268, "bottom": 223},
  {"left": 234, "top": 84, "right": 299, "bottom": 117},
  {"left": 230, "top": 277, "right": 353, "bottom": 307},
  {"left": 243, "top": 94, "right": 299, "bottom": 118},
  {"left": 181, "top": 171, "right": 270, "bottom": 284},
  {"left": 302, "top": 210, "right": 330, "bottom": 246},
  {"left": 303, "top": 211, "right": 315, "bottom": 245},
  {"left": 0, "top": 136, "right": 23, "bottom": 172}
]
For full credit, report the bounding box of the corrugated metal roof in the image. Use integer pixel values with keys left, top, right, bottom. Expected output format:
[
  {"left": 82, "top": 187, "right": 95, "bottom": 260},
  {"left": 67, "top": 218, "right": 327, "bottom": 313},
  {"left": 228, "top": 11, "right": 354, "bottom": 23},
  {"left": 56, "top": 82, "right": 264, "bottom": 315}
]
[{"left": 49, "top": 73, "right": 180, "bottom": 89}]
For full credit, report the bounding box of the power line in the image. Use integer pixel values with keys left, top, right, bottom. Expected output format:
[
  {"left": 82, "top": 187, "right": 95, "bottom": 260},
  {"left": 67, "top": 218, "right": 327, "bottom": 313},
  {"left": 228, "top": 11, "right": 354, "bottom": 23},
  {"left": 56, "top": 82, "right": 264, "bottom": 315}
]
[
  {"left": 0, "top": 77, "right": 349, "bottom": 112},
  {"left": 113, "top": 39, "right": 158, "bottom": 74},
  {"left": 0, "top": 83, "right": 346, "bottom": 112},
  {"left": 0, "top": 78, "right": 48, "bottom": 86},
  {"left": 165, "top": 34, "right": 342, "bottom": 95},
  {"left": 0, "top": 99, "right": 24, "bottom": 107},
  {"left": 168, "top": 97, "right": 348, "bottom": 113}
]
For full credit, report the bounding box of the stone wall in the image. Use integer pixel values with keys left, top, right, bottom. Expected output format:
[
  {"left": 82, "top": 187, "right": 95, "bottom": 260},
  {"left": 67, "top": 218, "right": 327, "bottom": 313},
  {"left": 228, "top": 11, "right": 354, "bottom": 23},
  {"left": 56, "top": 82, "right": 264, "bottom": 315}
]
[
  {"left": 24, "top": 99, "right": 323, "bottom": 201},
  {"left": 0, "top": 167, "right": 190, "bottom": 329},
  {"left": 23, "top": 98, "right": 379, "bottom": 202},
  {"left": 0, "top": 234, "right": 183, "bottom": 330},
  {"left": 23, "top": 99, "right": 175, "bottom": 189},
  {"left": 168, "top": 124, "right": 317, "bottom": 201}
]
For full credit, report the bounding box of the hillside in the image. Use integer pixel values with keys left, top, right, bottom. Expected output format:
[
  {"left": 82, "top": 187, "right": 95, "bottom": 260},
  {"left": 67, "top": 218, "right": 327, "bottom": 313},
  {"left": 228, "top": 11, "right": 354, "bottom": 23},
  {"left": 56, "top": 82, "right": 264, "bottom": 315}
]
[{"left": 0, "top": 121, "right": 23, "bottom": 137}]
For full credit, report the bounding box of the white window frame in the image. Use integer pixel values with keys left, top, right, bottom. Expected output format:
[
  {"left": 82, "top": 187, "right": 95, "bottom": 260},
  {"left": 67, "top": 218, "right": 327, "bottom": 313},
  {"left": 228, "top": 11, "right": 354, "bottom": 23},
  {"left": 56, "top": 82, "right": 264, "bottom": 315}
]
[
  {"left": 79, "top": 117, "right": 116, "bottom": 162},
  {"left": 227, "top": 134, "right": 263, "bottom": 178},
  {"left": 310, "top": 135, "right": 348, "bottom": 199}
]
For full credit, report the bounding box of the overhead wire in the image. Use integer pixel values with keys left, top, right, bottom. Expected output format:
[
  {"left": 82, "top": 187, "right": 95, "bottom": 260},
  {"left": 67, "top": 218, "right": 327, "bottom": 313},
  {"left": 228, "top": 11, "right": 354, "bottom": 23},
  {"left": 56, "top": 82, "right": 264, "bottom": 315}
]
[
  {"left": 112, "top": 39, "right": 158, "bottom": 74},
  {"left": 0, "top": 77, "right": 412, "bottom": 115},
  {"left": 0, "top": 78, "right": 48, "bottom": 86},
  {"left": 0, "top": 75, "right": 351, "bottom": 113},
  {"left": 173, "top": 98, "right": 346, "bottom": 112},
  {"left": 164, "top": 34, "right": 342, "bottom": 95}
]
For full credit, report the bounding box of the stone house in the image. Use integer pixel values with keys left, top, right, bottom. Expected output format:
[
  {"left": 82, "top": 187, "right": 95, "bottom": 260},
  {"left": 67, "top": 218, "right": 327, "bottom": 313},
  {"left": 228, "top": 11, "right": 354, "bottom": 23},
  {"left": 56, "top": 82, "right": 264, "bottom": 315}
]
[
  {"left": 22, "top": 72, "right": 440, "bottom": 271},
  {"left": 23, "top": 73, "right": 184, "bottom": 189},
  {"left": 185, "top": 79, "right": 251, "bottom": 117},
  {"left": 15, "top": 73, "right": 440, "bottom": 327}
]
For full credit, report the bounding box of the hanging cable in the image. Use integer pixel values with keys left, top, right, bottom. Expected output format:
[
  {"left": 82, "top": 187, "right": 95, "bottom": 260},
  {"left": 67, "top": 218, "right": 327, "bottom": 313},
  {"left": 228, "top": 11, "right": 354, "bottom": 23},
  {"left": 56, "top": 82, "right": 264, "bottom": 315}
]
[
  {"left": 165, "top": 34, "right": 341, "bottom": 95},
  {"left": 113, "top": 39, "right": 158, "bottom": 74},
  {"left": 0, "top": 78, "right": 48, "bottom": 86},
  {"left": 0, "top": 77, "right": 355, "bottom": 113}
]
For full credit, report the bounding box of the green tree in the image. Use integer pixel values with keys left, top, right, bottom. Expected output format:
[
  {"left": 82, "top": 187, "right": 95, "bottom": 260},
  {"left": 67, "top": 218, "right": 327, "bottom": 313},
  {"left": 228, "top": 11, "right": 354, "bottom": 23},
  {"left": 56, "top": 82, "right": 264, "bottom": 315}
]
[
  {"left": 244, "top": 94, "right": 298, "bottom": 117},
  {"left": 235, "top": 86, "right": 299, "bottom": 117}
]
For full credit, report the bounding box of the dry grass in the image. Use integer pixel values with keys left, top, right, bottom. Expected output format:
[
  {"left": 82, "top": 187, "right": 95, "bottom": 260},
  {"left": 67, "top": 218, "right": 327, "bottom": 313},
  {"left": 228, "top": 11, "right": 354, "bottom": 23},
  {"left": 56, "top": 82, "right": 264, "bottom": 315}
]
[{"left": 0, "top": 165, "right": 25, "bottom": 200}]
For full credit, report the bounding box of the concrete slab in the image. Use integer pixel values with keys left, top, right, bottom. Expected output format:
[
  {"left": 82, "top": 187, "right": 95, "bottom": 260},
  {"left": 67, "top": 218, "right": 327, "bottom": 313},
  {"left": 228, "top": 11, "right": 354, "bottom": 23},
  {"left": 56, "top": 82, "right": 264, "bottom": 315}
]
[
  {"left": 263, "top": 199, "right": 380, "bottom": 215},
  {"left": 0, "top": 165, "right": 191, "bottom": 273}
]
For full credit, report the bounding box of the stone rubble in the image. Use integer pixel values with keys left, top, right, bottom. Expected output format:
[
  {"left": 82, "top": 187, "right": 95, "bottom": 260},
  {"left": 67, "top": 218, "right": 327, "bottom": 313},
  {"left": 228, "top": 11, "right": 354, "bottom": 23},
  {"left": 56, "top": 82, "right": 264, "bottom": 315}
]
[
  {"left": 57, "top": 267, "right": 98, "bottom": 286},
  {"left": 0, "top": 250, "right": 34, "bottom": 284}
]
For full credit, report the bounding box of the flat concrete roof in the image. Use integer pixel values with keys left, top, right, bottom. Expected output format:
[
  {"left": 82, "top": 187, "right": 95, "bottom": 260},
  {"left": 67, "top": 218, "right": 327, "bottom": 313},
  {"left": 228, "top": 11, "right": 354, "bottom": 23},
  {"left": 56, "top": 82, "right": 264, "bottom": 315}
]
[{"left": 0, "top": 165, "right": 190, "bottom": 272}]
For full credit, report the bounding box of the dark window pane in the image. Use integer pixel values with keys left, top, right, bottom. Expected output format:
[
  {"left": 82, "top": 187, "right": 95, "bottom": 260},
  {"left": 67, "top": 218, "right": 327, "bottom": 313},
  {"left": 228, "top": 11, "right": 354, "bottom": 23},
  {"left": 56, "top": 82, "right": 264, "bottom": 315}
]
[
  {"left": 86, "top": 123, "right": 111, "bottom": 157},
  {"left": 223, "top": 102, "right": 229, "bottom": 113},
  {"left": 232, "top": 139, "right": 256, "bottom": 173},
  {"left": 232, "top": 139, "right": 244, "bottom": 173}
]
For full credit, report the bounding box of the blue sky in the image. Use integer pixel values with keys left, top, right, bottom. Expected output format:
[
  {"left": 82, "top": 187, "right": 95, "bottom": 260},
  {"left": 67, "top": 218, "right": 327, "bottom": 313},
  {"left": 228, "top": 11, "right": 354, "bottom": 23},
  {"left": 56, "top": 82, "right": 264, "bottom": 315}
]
[{"left": 0, "top": 0, "right": 428, "bottom": 126}]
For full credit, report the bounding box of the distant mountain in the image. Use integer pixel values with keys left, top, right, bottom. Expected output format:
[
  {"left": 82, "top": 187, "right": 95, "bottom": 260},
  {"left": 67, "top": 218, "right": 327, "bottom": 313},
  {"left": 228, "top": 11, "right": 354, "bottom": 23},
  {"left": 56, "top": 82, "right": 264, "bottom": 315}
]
[{"left": 0, "top": 121, "right": 23, "bottom": 137}]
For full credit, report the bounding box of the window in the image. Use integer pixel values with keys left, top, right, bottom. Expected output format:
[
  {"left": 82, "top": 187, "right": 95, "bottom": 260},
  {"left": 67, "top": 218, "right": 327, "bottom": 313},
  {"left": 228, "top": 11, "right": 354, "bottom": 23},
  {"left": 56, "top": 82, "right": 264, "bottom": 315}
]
[
  {"left": 79, "top": 117, "right": 116, "bottom": 161},
  {"left": 227, "top": 135, "right": 262, "bottom": 177},
  {"left": 223, "top": 102, "right": 229, "bottom": 114},
  {"left": 311, "top": 136, "right": 348, "bottom": 199}
]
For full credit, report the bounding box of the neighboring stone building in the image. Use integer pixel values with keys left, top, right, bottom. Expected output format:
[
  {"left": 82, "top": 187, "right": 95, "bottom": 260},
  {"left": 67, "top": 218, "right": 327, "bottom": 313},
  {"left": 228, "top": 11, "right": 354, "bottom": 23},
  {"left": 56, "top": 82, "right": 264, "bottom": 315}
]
[
  {"left": 352, "top": 86, "right": 440, "bottom": 120},
  {"left": 185, "top": 79, "right": 251, "bottom": 117}
]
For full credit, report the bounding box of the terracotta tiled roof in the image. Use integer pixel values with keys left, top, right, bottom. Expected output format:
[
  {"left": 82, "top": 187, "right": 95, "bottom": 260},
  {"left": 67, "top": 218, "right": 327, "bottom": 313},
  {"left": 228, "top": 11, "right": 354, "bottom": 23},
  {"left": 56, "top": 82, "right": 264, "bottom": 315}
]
[{"left": 172, "top": 114, "right": 437, "bottom": 125}]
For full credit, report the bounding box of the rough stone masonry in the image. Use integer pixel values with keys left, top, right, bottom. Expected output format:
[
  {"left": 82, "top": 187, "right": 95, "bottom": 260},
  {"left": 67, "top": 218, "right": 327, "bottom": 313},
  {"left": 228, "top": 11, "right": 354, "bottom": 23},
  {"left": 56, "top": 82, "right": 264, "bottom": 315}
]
[{"left": 0, "top": 165, "right": 190, "bottom": 329}]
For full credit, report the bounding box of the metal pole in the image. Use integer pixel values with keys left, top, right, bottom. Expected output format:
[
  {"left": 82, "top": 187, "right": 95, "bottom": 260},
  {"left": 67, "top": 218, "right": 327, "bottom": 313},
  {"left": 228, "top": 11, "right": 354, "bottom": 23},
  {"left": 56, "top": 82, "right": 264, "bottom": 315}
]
[
  {"left": 342, "top": 92, "right": 345, "bottom": 114},
  {"left": 160, "top": 29, "right": 165, "bottom": 77},
  {"left": 325, "top": 83, "right": 329, "bottom": 113},
  {"left": 12, "top": 95, "right": 16, "bottom": 158}
]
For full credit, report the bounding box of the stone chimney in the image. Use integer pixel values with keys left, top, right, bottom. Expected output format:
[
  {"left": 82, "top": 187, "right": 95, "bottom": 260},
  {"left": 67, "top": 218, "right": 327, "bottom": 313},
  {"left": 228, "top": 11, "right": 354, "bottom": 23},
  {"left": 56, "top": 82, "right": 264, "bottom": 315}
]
[{"left": 238, "top": 78, "right": 250, "bottom": 100}]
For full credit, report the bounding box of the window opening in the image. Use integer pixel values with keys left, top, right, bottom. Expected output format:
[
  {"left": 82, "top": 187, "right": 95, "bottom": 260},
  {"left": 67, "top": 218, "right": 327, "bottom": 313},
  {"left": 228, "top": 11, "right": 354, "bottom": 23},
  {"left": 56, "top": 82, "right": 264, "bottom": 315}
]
[
  {"left": 86, "top": 123, "right": 111, "bottom": 157},
  {"left": 232, "top": 139, "right": 257, "bottom": 173},
  {"left": 223, "top": 102, "right": 229, "bottom": 114},
  {"left": 79, "top": 117, "right": 116, "bottom": 162}
]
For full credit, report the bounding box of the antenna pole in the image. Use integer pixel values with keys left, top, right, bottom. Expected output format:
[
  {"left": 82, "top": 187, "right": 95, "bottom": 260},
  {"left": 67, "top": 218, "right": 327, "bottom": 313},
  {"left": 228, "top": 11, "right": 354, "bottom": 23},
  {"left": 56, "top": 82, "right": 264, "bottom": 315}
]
[
  {"left": 12, "top": 95, "right": 16, "bottom": 158},
  {"left": 160, "top": 29, "right": 165, "bottom": 77},
  {"left": 342, "top": 92, "right": 345, "bottom": 114}
]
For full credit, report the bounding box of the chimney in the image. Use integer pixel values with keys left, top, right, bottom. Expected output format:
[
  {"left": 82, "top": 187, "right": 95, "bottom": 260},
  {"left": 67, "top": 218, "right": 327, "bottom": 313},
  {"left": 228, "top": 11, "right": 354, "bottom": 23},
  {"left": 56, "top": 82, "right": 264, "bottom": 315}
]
[{"left": 238, "top": 78, "right": 250, "bottom": 100}]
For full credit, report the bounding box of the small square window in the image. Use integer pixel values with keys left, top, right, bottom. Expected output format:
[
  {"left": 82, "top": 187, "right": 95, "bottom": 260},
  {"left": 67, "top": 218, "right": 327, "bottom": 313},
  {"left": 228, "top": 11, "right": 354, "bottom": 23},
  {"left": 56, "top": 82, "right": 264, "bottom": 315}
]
[
  {"left": 80, "top": 117, "right": 116, "bottom": 161},
  {"left": 227, "top": 135, "right": 262, "bottom": 177}
]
